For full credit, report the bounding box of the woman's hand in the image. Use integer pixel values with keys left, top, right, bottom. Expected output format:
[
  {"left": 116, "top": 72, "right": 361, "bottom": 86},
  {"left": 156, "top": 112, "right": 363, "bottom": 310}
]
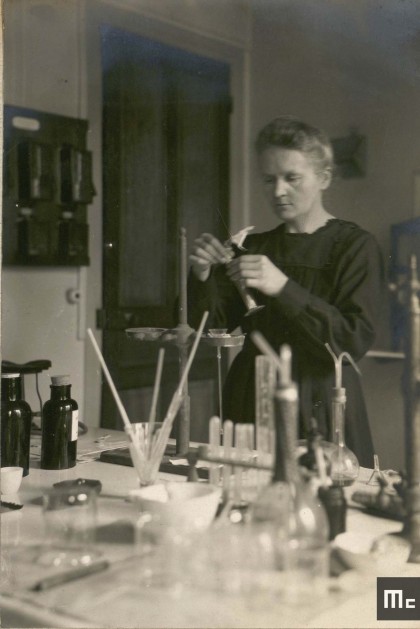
[
  {"left": 226, "top": 255, "right": 288, "bottom": 296},
  {"left": 189, "top": 233, "right": 232, "bottom": 282}
]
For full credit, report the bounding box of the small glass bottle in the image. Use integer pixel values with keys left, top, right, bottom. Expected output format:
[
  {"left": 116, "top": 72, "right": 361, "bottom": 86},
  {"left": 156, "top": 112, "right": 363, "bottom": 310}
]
[
  {"left": 1, "top": 373, "right": 32, "bottom": 476},
  {"left": 318, "top": 484, "right": 347, "bottom": 540},
  {"left": 58, "top": 210, "right": 82, "bottom": 261},
  {"left": 329, "top": 387, "right": 359, "bottom": 486},
  {"left": 41, "top": 375, "right": 78, "bottom": 469}
]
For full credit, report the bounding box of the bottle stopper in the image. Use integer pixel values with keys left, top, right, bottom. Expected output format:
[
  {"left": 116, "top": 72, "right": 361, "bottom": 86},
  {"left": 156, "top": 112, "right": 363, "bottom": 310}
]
[{"left": 51, "top": 375, "right": 71, "bottom": 386}]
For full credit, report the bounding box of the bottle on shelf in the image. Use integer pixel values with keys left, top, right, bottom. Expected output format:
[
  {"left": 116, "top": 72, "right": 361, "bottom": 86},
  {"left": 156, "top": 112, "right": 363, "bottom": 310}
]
[
  {"left": 1, "top": 373, "right": 32, "bottom": 476},
  {"left": 41, "top": 375, "right": 78, "bottom": 470}
]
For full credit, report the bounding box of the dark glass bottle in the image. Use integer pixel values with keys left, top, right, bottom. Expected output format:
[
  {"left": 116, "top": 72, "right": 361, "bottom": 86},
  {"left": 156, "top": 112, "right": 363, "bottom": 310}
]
[
  {"left": 1, "top": 373, "right": 32, "bottom": 476},
  {"left": 299, "top": 418, "right": 331, "bottom": 477},
  {"left": 299, "top": 417, "right": 319, "bottom": 472},
  {"left": 318, "top": 484, "right": 347, "bottom": 540},
  {"left": 41, "top": 375, "right": 78, "bottom": 469}
]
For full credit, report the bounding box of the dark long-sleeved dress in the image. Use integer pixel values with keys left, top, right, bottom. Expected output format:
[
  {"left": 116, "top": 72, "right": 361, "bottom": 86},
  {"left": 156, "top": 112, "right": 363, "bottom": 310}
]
[{"left": 187, "top": 218, "right": 385, "bottom": 467}]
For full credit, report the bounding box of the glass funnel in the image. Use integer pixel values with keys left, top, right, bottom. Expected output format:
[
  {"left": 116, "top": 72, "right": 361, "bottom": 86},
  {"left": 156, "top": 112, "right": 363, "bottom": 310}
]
[{"left": 329, "top": 387, "right": 359, "bottom": 486}]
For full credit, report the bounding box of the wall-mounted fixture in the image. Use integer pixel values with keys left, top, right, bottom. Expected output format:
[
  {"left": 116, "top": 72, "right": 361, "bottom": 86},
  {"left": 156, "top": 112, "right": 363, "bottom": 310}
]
[
  {"left": 331, "top": 129, "right": 366, "bottom": 178},
  {"left": 3, "top": 105, "right": 96, "bottom": 267}
]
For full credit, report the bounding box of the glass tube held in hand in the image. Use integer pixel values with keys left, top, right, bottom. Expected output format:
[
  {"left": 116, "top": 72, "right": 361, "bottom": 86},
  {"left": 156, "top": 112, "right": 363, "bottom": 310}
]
[{"left": 224, "top": 226, "right": 265, "bottom": 316}]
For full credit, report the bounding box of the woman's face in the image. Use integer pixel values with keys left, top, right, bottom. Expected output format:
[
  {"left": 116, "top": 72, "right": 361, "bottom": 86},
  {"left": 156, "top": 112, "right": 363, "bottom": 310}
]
[{"left": 259, "top": 147, "right": 331, "bottom": 228}]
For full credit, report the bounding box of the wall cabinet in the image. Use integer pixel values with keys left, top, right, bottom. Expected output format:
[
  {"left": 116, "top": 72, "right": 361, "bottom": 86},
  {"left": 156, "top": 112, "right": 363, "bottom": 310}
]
[{"left": 3, "top": 105, "right": 95, "bottom": 266}]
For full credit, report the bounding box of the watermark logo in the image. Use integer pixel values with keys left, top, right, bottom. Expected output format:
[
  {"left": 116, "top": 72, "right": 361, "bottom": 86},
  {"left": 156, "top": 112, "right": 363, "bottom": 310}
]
[{"left": 377, "top": 578, "right": 420, "bottom": 621}]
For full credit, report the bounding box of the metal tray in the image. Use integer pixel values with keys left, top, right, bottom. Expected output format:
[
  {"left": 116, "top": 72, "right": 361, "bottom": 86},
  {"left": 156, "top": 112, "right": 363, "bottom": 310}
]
[
  {"left": 202, "top": 333, "right": 245, "bottom": 348},
  {"left": 125, "top": 327, "right": 195, "bottom": 344}
]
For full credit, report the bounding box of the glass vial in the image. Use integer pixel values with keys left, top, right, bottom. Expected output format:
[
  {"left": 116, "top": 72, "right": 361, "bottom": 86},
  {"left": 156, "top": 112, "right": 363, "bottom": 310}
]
[
  {"left": 1, "top": 373, "right": 32, "bottom": 476},
  {"left": 41, "top": 375, "right": 78, "bottom": 470}
]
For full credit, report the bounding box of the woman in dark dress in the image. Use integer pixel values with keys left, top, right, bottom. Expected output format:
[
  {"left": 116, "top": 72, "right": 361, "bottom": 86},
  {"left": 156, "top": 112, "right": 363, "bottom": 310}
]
[{"left": 187, "top": 116, "right": 384, "bottom": 467}]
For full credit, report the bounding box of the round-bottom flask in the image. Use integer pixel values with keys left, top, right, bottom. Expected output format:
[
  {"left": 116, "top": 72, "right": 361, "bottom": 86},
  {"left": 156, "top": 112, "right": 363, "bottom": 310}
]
[{"left": 329, "top": 387, "right": 359, "bottom": 486}]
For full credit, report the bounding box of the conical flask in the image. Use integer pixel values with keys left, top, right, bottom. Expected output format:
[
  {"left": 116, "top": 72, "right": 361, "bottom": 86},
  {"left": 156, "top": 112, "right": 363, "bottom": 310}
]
[{"left": 329, "top": 387, "right": 359, "bottom": 486}]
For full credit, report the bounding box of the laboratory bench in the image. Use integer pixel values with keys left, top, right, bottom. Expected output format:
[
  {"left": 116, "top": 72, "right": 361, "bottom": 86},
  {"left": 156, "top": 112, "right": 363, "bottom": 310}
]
[{"left": 1, "top": 427, "right": 419, "bottom": 629}]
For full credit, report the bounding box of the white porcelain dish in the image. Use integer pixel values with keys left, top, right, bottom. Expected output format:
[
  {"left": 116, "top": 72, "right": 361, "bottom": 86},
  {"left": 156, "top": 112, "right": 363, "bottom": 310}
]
[
  {"left": 129, "top": 481, "right": 221, "bottom": 531},
  {"left": 334, "top": 531, "right": 411, "bottom": 573}
]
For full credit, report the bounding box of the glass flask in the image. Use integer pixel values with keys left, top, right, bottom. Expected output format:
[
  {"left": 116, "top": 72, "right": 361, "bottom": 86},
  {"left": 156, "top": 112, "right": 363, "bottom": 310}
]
[
  {"left": 329, "top": 387, "right": 359, "bottom": 486},
  {"left": 272, "top": 381, "right": 330, "bottom": 600},
  {"left": 252, "top": 382, "right": 329, "bottom": 550}
]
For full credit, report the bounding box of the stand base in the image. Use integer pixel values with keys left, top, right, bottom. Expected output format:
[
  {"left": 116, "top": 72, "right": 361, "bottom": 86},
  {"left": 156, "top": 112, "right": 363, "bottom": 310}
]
[
  {"left": 387, "top": 527, "right": 420, "bottom": 563},
  {"left": 98, "top": 444, "right": 209, "bottom": 480},
  {"left": 408, "top": 547, "right": 420, "bottom": 563},
  {"left": 401, "top": 520, "right": 420, "bottom": 563},
  {"left": 244, "top": 305, "right": 265, "bottom": 317}
]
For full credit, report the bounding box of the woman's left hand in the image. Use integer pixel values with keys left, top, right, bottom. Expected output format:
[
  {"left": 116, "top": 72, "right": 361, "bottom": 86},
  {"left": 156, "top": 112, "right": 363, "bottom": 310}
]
[{"left": 226, "top": 255, "right": 288, "bottom": 296}]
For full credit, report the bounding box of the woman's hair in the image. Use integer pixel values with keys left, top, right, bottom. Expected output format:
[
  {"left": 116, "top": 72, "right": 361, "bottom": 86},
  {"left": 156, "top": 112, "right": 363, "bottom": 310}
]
[{"left": 255, "top": 116, "right": 334, "bottom": 171}]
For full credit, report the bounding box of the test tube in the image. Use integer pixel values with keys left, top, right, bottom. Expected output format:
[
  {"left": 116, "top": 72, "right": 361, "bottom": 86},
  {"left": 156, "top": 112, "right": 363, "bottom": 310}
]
[
  {"left": 233, "top": 423, "right": 252, "bottom": 506},
  {"left": 209, "top": 416, "right": 221, "bottom": 487},
  {"left": 222, "top": 419, "right": 233, "bottom": 502},
  {"left": 244, "top": 424, "right": 257, "bottom": 504}
]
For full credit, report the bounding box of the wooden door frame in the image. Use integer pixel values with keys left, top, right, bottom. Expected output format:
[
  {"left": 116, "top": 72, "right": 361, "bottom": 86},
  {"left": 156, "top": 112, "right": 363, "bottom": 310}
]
[{"left": 83, "top": 0, "right": 251, "bottom": 429}]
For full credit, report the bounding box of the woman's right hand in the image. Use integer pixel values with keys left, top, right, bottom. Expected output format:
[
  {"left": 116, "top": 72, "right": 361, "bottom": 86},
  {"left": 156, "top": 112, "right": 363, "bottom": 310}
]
[{"left": 189, "top": 233, "right": 233, "bottom": 282}]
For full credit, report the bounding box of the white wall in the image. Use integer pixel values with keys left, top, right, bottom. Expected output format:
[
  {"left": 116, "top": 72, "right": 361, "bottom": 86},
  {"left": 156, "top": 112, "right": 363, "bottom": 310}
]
[
  {"left": 248, "top": 0, "right": 420, "bottom": 468},
  {"left": 3, "top": 0, "right": 87, "bottom": 415},
  {"left": 249, "top": 1, "right": 420, "bottom": 253}
]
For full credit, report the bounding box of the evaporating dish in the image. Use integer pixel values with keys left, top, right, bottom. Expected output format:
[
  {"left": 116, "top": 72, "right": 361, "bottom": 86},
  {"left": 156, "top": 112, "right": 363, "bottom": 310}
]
[{"left": 129, "top": 481, "right": 221, "bottom": 531}]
